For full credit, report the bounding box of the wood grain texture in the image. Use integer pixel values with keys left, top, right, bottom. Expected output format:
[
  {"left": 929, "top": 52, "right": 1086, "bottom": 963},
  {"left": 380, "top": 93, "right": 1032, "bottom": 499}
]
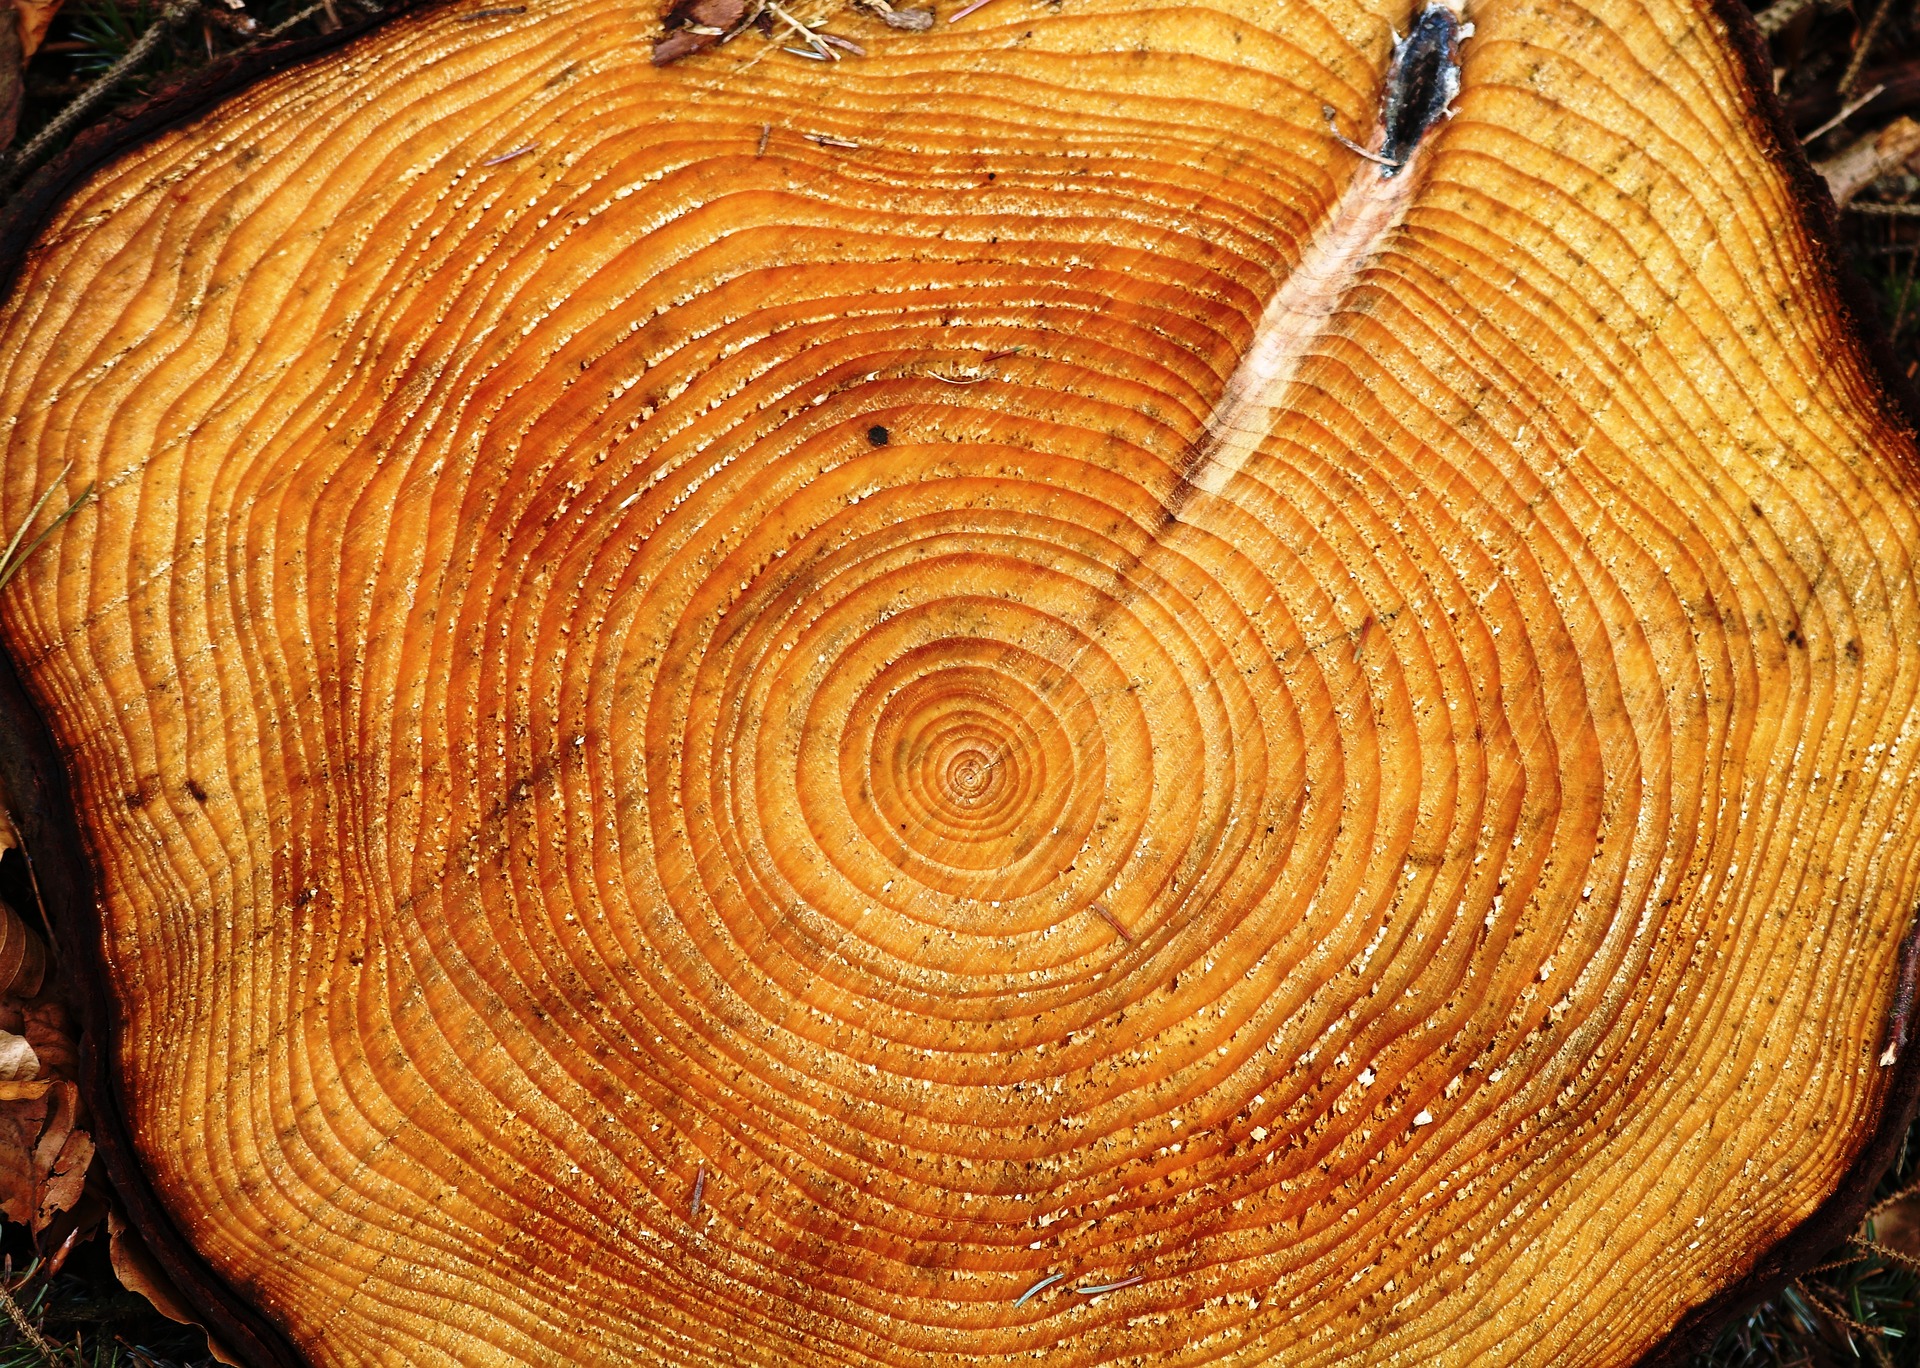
[{"left": 2, "top": 0, "right": 1920, "bottom": 1361}]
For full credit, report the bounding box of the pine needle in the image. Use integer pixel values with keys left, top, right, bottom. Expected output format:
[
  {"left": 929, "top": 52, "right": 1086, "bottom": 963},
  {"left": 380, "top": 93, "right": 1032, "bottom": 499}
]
[{"left": 0, "top": 469, "right": 94, "bottom": 597}]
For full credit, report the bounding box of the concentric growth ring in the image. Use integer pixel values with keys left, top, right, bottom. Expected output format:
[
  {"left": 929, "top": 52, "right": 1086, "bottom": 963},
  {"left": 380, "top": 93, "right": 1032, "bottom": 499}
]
[{"left": 1, "top": 0, "right": 1918, "bottom": 1364}]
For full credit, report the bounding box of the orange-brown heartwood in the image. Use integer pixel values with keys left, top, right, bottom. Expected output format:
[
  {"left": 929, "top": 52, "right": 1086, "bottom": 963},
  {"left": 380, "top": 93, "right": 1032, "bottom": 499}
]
[{"left": 1, "top": 0, "right": 1919, "bottom": 1363}]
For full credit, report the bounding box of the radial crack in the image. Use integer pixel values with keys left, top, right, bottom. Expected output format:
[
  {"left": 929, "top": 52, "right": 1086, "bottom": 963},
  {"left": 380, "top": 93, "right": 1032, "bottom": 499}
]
[{"left": 1180, "top": 0, "right": 1468, "bottom": 505}]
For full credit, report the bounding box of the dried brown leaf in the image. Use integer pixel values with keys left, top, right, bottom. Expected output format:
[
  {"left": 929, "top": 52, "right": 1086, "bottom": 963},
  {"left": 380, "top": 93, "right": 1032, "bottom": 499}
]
[
  {"left": 652, "top": 0, "right": 755, "bottom": 64},
  {"left": 666, "top": 0, "right": 746, "bottom": 27},
  {"left": 30, "top": 1079, "right": 91, "bottom": 1233},
  {"left": 0, "top": 1079, "right": 96, "bottom": 1234},
  {"left": 22, "top": 1000, "right": 75, "bottom": 1078},
  {"left": 1873, "top": 1189, "right": 1920, "bottom": 1257},
  {"left": 0, "top": 1008, "right": 88, "bottom": 1229},
  {"left": 0, "top": 905, "right": 46, "bottom": 1000},
  {"left": 0, "top": 1089, "right": 48, "bottom": 1225},
  {"left": 0, "top": 1029, "right": 37, "bottom": 1084},
  {"left": 109, "top": 1210, "right": 244, "bottom": 1366},
  {"left": 15, "top": 0, "right": 62, "bottom": 59},
  {"left": 35, "top": 1129, "right": 90, "bottom": 1232}
]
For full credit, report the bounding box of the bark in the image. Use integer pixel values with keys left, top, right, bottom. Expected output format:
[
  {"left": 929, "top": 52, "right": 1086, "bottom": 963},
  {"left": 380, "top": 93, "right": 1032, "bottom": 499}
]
[{"left": 0, "top": 11, "right": 21, "bottom": 154}]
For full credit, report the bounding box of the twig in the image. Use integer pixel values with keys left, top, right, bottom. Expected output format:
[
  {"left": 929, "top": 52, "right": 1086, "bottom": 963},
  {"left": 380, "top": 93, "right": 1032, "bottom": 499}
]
[
  {"left": 1800, "top": 1253, "right": 1864, "bottom": 1278},
  {"left": 1754, "top": 0, "right": 1818, "bottom": 37},
  {"left": 1801, "top": 83, "right": 1886, "bottom": 144},
  {"left": 1868, "top": 1172, "right": 1920, "bottom": 1220},
  {"left": 262, "top": 1, "right": 332, "bottom": 37},
  {"left": 1849, "top": 200, "right": 1920, "bottom": 215},
  {"left": 1840, "top": 0, "right": 1894, "bottom": 98},
  {"left": 690, "top": 1162, "right": 705, "bottom": 1218},
  {"left": 765, "top": 1, "right": 835, "bottom": 58},
  {"left": 1795, "top": 1279, "right": 1890, "bottom": 1344},
  {"left": 948, "top": 0, "right": 997, "bottom": 20},
  {"left": 1850, "top": 1234, "right": 1920, "bottom": 1274},
  {"left": 1813, "top": 116, "right": 1920, "bottom": 206},
  {"left": 0, "top": 0, "right": 203, "bottom": 194},
  {"left": 0, "top": 1279, "right": 58, "bottom": 1363}
]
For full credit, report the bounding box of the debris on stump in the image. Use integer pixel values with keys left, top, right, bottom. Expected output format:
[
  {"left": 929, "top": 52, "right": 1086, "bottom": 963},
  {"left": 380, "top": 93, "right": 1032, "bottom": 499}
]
[{"left": 651, "top": 0, "right": 757, "bottom": 65}]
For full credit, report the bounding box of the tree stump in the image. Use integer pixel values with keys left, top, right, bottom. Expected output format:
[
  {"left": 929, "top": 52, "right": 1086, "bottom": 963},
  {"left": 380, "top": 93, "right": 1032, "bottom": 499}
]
[{"left": 2, "top": 0, "right": 1919, "bottom": 1362}]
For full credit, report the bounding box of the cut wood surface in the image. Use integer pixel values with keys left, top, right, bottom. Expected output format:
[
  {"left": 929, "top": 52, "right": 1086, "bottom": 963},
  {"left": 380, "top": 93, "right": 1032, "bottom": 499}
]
[{"left": 2, "top": 0, "right": 1920, "bottom": 1362}]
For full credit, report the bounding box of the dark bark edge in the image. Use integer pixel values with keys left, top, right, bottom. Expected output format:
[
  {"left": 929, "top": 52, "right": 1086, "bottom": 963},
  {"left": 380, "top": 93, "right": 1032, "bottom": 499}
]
[
  {"left": 1, "top": 0, "right": 1919, "bottom": 1364},
  {"left": 0, "top": 0, "right": 435, "bottom": 307},
  {"left": 1631, "top": 977, "right": 1920, "bottom": 1368},
  {"left": 0, "top": 11, "right": 450, "bottom": 1368},
  {"left": 1629, "top": 0, "right": 1920, "bottom": 1360},
  {"left": 0, "top": 645, "right": 308, "bottom": 1368}
]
